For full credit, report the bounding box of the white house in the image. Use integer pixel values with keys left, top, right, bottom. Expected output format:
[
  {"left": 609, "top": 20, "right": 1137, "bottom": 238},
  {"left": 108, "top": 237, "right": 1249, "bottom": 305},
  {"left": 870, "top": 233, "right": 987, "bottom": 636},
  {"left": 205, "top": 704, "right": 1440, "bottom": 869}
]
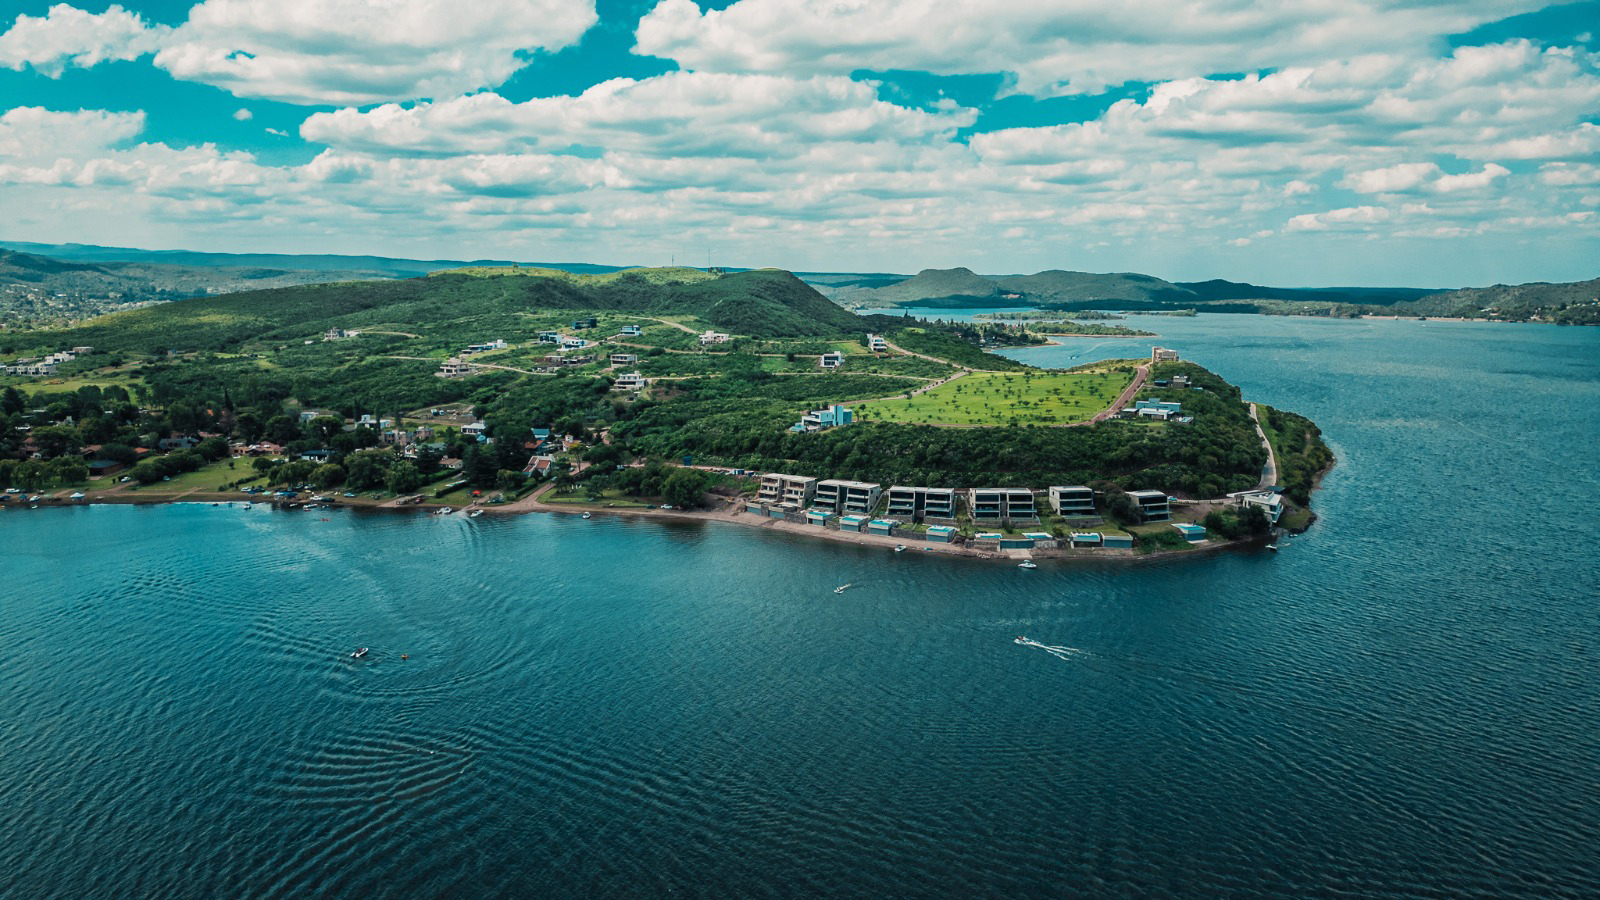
[
  {"left": 699, "top": 330, "right": 731, "bottom": 345},
  {"left": 819, "top": 351, "right": 844, "bottom": 369},
  {"left": 614, "top": 372, "right": 648, "bottom": 390}
]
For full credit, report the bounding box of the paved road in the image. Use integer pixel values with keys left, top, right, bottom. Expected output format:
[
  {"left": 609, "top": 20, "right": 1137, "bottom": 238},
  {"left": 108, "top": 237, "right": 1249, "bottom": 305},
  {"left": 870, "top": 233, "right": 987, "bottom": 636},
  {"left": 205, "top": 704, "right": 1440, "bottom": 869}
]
[
  {"left": 1083, "top": 363, "right": 1149, "bottom": 425},
  {"left": 1248, "top": 403, "right": 1279, "bottom": 489}
]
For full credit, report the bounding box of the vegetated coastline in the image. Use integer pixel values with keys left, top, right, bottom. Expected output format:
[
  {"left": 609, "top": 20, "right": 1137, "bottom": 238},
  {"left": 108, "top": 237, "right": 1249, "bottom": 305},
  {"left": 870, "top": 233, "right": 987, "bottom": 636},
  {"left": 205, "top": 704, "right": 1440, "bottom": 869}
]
[{"left": 2, "top": 265, "right": 1332, "bottom": 561}]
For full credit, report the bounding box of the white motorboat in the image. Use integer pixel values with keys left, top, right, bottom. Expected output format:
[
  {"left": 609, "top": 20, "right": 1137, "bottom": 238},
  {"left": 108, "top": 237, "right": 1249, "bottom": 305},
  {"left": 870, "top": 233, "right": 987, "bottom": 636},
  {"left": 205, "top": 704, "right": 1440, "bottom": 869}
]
[{"left": 1018, "top": 560, "right": 1038, "bottom": 569}]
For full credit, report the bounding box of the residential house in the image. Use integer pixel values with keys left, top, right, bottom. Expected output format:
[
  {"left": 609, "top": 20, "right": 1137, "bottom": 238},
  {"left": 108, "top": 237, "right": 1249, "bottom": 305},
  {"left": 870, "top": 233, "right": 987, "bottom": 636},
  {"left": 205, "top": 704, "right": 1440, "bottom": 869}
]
[
  {"left": 437, "top": 357, "right": 475, "bottom": 378},
  {"left": 967, "top": 487, "right": 1038, "bottom": 521},
  {"left": 818, "top": 351, "right": 844, "bottom": 369},
  {"left": 619, "top": 324, "right": 642, "bottom": 337},
  {"left": 614, "top": 372, "right": 648, "bottom": 390},
  {"left": 791, "top": 404, "right": 853, "bottom": 432},
  {"left": 523, "top": 455, "right": 556, "bottom": 476},
  {"left": 464, "top": 339, "right": 507, "bottom": 354},
  {"left": 461, "top": 421, "right": 489, "bottom": 440},
  {"left": 926, "top": 524, "right": 958, "bottom": 543},
  {"left": 699, "top": 330, "right": 731, "bottom": 345},
  {"left": 560, "top": 336, "right": 590, "bottom": 350},
  {"left": 839, "top": 514, "right": 870, "bottom": 533},
  {"left": 1173, "top": 523, "right": 1207, "bottom": 543},
  {"left": 572, "top": 317, "right": 598, "bottom": 330},
  {"left": 812, "top": 479, "right": 881, "bottom": 515},
  {"left": 1049, "top": 485, "right": 1096, "bottom": 517},
  {"left": 1171, "top": 375, "right": 1191, "bottom": 389},
  {"left": 298, "top": 409, "right": 337, "bottom": 424},
  {"left": 1231, "top": 488, "right": 1285, "bottom": 524},
  {"left": 866, "top": 519, "right": 897, "bottom": 536},
  {"left": 1128, "top": 489, "right": 1171, "bottom": 522},
  {"left": 1070, "top": 532, "right": 1103, "bottom": 548},
  {"left": 323, "top": 328, "right": 354, "bottom": 340},
  {"left": 537, "top": 331, "right": 562, "bottom": 344},
  {"left": 757, "top": 473, "right": 817, "bottom": 508},
  {"left": 610, "top": 353, "right": 638, "bottom": 366},
  {"left": 886, "top": 486, "right": 957, "bottom": 520},
  {"left": 867, "top": 333, "right": 887, "bottom": 352},
  {"left": 1152, "top": 347, "right": 1180, "bottom": 361},
  {"left": 440, "top": 456, "right": 465, "bottom": 470}
]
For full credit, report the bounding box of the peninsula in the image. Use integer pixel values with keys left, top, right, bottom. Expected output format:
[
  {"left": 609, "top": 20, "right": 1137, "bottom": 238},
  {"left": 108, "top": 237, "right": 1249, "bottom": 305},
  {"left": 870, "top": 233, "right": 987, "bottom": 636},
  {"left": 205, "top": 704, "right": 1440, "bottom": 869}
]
[{"left": 0, "top": 266, "right": 1331, "bottom": 559}]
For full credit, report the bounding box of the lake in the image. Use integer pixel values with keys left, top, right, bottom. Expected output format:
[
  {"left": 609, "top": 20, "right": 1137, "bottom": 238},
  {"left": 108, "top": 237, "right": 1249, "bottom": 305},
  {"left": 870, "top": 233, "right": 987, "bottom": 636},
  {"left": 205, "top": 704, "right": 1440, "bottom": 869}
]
[{"left": 4, "top": 314, "right": 1598, "bottom": 897}]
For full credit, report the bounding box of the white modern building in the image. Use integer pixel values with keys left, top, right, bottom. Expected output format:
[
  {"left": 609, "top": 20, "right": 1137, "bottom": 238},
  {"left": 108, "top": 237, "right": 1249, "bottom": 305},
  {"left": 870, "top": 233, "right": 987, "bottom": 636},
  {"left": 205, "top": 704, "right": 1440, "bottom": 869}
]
[
  {"left": 1049, "top": 485, "right": 1097, "bottom": 517},
  {"left": 968, "top": 488, "right": 1038, "bottom": 520},
  {"left": 886, "top": 486, "right": 958, "bottom": 520},
  {"left": 813, "top": 479, "right": 882, "bottom": 515},
  {"left": 758, "top": 473, "right": 817, "bottom": 508}
]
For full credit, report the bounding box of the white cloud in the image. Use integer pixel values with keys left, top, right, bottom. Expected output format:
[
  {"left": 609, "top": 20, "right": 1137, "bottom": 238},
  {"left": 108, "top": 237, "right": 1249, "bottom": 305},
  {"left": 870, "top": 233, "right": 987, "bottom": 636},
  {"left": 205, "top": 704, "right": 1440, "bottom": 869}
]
[
  {"left": 232, "top": 108, "right": 252, "bottom": 121},
  {"left": 2, "top": 0, "right": 599, "bottom": 105},
  {"left": 1342, "top": 162, "right": 1439, "bottom": 194},
  {"left": 1430, "top": 163, "right": 1509, "bottom": 193},
  {"left": 634, "top": 0, "right": 1545, "bottom": 96},
  {"left": 301, "top": 72, "right": 975, "bottom": 158},
  {"left": 0, "top": 4, "right": 168, "bottom": 77},
  {"left": 1285, "top": 205, "right": 1392, "bottom": 231},
  {"left": 0, "top": 106, "right": 146, "bottom": 161}
]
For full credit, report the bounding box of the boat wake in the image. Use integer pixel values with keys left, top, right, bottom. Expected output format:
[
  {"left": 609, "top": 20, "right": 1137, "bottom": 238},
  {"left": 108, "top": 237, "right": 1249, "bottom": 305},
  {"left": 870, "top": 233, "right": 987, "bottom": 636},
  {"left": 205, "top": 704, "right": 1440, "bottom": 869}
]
[{"left": 1013, "top": 636, "right": 1087, "bottom": 661}]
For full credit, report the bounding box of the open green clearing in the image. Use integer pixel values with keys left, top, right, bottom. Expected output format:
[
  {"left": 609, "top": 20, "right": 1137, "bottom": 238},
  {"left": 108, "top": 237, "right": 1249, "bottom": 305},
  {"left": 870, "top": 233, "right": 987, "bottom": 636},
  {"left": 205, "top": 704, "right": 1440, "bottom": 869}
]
[{"left": 859, "top": 370, "right": 1131, "bottom": 426}]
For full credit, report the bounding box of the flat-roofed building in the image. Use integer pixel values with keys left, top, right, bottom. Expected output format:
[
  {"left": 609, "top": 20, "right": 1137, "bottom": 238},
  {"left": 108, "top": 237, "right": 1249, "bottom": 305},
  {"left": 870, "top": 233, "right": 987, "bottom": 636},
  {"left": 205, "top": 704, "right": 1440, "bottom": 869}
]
[
  {"left": 1152, "top": 347, "right": 1179, "bottom": 361},
  {"left": 867, "top": 333, "right": 887, "bottom": 352},
  {"left": 967, "top": 487, "right": 1037, "bottom": 521},
  {"left": 1128, "top": 489, "right": 1171, "bottom": 522},
  {"left": 758, "top": 473, "right": 816, "bottom": 508},
  {"left": 813, "top": 479, "right": 881, "bottom": 515},
  {"left": 886, "top": 486, "right": 957, "bottom": 520},
  {"left": 819, "top": 351, "right": 844, "bottom": 369},
  {"left": 610, "top": 353, "right": 638, "bottom": 366},
  {"left": 614, "top": 372, "right": 647, "bottom": 390},
  {"left": 436, "top": 357, "right": 474, "bottom": 378},
  {"left": 1049, "top": 485, "right": 1096, "bottom": 517}
]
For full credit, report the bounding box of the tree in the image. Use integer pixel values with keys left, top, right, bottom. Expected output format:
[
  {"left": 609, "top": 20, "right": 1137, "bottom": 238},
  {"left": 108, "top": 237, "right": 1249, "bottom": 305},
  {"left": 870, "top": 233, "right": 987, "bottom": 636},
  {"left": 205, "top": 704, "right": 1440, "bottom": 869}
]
[
  {"left": 386, "top": 461, "right": 423, "bottom": 494},
  {"left": 344, "top": 449, "right": 393, "bottom": 489},
  {"left": 30, "top": 425, "right": 81, "bottom": 459},
  {"left": 265, "top": 415, "right": 301, "bottom": 445},
  {"left": 251, "top": 455, "right": 276, "bottom": 474},
  {"left": 49, "top": 456, "right": 88, "bottom": 485},
  {"left": 661, "top": 468, "right": 712, "bottom": 508},
  {"left": 496, "top": 469, "right": 525, "bottom": 493},
  {"left": 414, "top": 445, "right": 443, "bottom": 475},
  {"left": 1, "top": 386, "right": 24, "bottom": 416},
  {"left": 275, "top": 459, "right": 317, "bottom": 487},
  {"left": 312, "top": 463, "right": 346, "bottom": 489},
  {"left": 309, "top": 415, "right": 344, "bottom": 443}
]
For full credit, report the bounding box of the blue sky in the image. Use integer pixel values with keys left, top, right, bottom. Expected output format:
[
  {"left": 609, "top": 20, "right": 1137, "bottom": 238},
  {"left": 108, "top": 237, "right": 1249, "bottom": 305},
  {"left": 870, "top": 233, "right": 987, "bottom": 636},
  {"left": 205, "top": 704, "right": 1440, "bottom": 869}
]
[{"left": 1, "top": 1, "right": 1597, "bottom": 286}]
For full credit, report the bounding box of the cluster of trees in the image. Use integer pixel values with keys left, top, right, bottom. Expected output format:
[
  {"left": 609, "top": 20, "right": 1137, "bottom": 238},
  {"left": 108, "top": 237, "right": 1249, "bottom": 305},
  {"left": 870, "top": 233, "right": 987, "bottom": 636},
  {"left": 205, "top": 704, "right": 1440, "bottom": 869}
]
[{"left": 1261, "top": 406, "right": 1334, "bottom": 506}]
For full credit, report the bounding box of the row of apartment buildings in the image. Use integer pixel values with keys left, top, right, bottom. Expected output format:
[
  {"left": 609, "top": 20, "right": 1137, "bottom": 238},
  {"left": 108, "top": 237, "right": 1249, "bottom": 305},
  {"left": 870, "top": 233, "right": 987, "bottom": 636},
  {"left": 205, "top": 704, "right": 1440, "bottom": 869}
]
[{"left": 755, "top": 474, "right": 1172, "bottom": 523}]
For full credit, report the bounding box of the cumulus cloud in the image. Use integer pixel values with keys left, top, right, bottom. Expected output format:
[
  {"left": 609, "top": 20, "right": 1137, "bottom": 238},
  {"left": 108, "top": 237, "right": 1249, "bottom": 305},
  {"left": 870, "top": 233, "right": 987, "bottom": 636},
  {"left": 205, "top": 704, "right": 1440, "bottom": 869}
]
[
  {"left": 2, "top": 0, "right": 598, "bottom": 105},
  {"left": 0, "top": 106, "right": 146, "bottom": 161},
  {"left": 1342, "top": 163, "right": 1439, "bottom": 194},
  {"left": 301, "top": 72, "right": 974, "bottom": 158},
  {"left": 1431, "top": 163, "right": 1510, "bottom": 193},
  {"left": 0, "top": 3, "right": 168, "bottom": 77},
  {"left": 634, "top": 0, "right": 1546, "bottom": 96},
  {"left": 232, "top": 108, "right": 252, "bottom": 121}
]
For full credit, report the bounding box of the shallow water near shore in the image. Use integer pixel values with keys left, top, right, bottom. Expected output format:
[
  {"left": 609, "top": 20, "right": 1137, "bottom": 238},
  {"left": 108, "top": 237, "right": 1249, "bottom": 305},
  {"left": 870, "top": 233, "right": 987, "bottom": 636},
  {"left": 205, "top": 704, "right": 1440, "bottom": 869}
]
[{"left": 4, "top": 315, "right": 1599, "bottom": 896}]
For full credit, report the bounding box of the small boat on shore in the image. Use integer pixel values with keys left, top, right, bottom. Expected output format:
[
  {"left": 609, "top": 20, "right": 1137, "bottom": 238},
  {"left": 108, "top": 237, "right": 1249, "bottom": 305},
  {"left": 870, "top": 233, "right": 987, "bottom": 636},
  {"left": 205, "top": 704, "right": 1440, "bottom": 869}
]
[
  {"left": 581, "top": 512, "right": 592, "bottom": 519},
  {"left": 894, "top": 544, "right": 906, "bottom": 553},
  {"left": 1018, "top": 560, "right": 1038, "bottom": 569},
  {"left": 468, "top": 509, "right": 483, "bottom": 518},
  {"left": 350, "top": 647, "right": 369, "bottom": 659}
]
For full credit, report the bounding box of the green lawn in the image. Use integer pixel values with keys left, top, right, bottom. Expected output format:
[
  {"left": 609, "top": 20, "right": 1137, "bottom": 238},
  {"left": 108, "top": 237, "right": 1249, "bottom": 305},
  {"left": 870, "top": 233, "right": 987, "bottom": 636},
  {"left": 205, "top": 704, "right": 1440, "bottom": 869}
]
[
  {"left": 543, "top": 487, "right": 652, "bottom": 507},
  {"left": 122, "top": 457, "right": 258, "bottom": 493},
  {"left": 857, "top": 370, "right": 1131, "bottom": 426}
]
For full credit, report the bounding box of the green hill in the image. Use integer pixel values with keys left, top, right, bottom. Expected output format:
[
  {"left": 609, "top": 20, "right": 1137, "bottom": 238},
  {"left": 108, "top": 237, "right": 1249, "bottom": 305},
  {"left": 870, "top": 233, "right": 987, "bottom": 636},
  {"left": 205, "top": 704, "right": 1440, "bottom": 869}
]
[
  {"left": 993, "top": 270, "right": 1195, "bottom": 304},
  {"left": 864, "top": 267, "right": 1005, "bottom": 306},
  {"left": 17, "top": 267, "right": 865, "bottom": 354}
]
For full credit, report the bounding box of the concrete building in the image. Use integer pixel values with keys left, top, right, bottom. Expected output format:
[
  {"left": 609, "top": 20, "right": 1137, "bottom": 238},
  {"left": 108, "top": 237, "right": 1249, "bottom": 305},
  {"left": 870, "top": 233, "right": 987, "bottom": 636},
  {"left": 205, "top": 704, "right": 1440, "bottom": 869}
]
[
  {"left": 610, "top": 353, "right": 638, "bottom": 366},
  {"left": 867, "top": 519, "right": 897, "bottom": 536},
  {"left": 792, "top": 404, "right": 853, "bottom": 432},
  {"left": 436, "top": 357, "right": 474, "bottom": 378},
  {"left": 819, "top": 351, "right": 844, "bottom": 369},
  {"left": 1152, "top": 347, "right": 1180, "bottom": 361},
  {"left": 1231, "top": 489, "right": 1286, "bottom": 524},
  {"left": 1102, "top": 533, "right": 1135, "bottom": 549},
  {"left": 1070, "top": 532, "right": 1103, "bottom": 548},
  {"left": 926, "top": 525, "right": 957, "bottom": 543},
  {"left": 839, "top": 514, "right": 870, "bottom": 533},
  {"left": 1049, "top": 485, "right": 1096, "bottom": 517},
  {"left": 572, "top": 317, "right": 597, "bottom": 330},
  {"left": 1173, "top": 523, "right": 1207, "bottom": 543},
  {"left": 619, "top": 324, "right": 642, "bottom": 337},
  {"left": 758, "top": 473, "right": 817, "bottom": 508},
  {"left": 867, "top": 333, "right": 888, "bottom": 353},
  {"left": 699, "top": 330, "right": 731, "bottom": 345},
  {"left": 967, "top": 487, "right": 1038, "bottom": 521},
  {"left": 537, "top": 331, "right": 562, "bottom": 343},
  {"left": 1170, "top": 375, "right": 1190, "bottom": 389},
  {"left": 886, "top": 486, "right": 957, "bottom": 520},
  {"left": 614, "top": 372, "right": 648, "bottom": 390},
  {"left": 1128, "top": 489, "right": 1171, "bottom": 522},
  {"left": 813, "top": 479, "right": 881, "bottom": 515}
]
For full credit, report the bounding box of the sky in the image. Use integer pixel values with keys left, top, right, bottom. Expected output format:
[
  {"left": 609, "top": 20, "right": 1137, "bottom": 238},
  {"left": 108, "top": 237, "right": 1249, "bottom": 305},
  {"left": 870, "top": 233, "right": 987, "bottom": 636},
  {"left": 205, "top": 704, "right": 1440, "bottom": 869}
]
[{"left": 1, "top": 1, "right": 1597, "bottom": 286}]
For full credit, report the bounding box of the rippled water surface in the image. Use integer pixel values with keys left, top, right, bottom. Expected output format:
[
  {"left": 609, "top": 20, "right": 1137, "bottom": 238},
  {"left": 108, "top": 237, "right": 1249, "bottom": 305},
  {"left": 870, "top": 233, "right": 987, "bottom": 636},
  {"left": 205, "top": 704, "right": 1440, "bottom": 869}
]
[{"left": 4, "top": 316, "right": 1598, "bottom": 897}]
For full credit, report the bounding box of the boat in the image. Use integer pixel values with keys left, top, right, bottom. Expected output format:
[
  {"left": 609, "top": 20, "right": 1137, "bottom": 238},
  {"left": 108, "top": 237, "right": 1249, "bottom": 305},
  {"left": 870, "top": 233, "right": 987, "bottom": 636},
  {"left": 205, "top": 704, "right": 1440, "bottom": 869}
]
[
  {"left": 1018, "top": 560, "right": 1038, "bottom": 569},
  {"left": 833, "top": 583, "right": 852, "bottom": 594},
  {"left": 468, "top": 509, "right": 483, "bottom": 518},
  {"left": 243, "top": 503, "right": 252, "bottom": 509},
  {"left": 894, "top": 544, "right": 907, "bottom": 552},
  {"left": 1266, "top": 543, "right": 1279, "bottom": 552},
  {"left": 350, "top": 647, "right": 368, "bottom": 659},
  {"left": 581, "top": 512, "right": 592, "bottom": 519}
]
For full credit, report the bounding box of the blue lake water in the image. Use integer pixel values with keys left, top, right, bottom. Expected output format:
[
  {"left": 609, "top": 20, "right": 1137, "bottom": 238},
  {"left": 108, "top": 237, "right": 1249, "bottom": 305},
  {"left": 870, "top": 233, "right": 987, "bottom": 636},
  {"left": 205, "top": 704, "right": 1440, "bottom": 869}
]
[{"left": 4, "top": 315, "right": 1599, "bottom": 897}]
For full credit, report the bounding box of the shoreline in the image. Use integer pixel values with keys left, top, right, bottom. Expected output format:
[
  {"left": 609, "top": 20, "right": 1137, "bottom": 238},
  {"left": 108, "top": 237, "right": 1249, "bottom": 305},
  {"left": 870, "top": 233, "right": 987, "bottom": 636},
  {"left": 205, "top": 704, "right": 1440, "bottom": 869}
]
[{"left": 10, "top": 481, "right": 1282, "bottom": 565}]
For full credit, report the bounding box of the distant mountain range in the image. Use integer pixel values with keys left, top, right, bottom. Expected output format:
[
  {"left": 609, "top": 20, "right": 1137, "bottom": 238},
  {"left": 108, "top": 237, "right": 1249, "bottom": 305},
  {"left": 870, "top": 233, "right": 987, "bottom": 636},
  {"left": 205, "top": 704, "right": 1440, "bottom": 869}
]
[
  {"left": 821, "top": 266, "right": 1599, "bottom": 324},
  {"left": 3, "top": 240, "right": 1595, "bottom": 326}
]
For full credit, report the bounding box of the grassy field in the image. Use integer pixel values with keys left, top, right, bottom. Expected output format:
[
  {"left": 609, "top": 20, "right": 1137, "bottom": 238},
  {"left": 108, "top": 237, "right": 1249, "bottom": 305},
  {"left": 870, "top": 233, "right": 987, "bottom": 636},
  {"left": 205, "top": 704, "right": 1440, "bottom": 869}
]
[
  {"left": 119, "top": 457, "right": 260, "bottom": 494},
  {"left": 858, "top": 370, "right": 1131, "bottom": 426}
]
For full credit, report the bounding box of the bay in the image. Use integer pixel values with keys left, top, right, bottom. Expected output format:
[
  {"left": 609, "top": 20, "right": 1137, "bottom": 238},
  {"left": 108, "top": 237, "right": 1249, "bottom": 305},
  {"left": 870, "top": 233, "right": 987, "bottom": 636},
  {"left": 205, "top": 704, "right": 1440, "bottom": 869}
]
[{"left": 3, "top": 314, "right": 1598, "bottom": 897}]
